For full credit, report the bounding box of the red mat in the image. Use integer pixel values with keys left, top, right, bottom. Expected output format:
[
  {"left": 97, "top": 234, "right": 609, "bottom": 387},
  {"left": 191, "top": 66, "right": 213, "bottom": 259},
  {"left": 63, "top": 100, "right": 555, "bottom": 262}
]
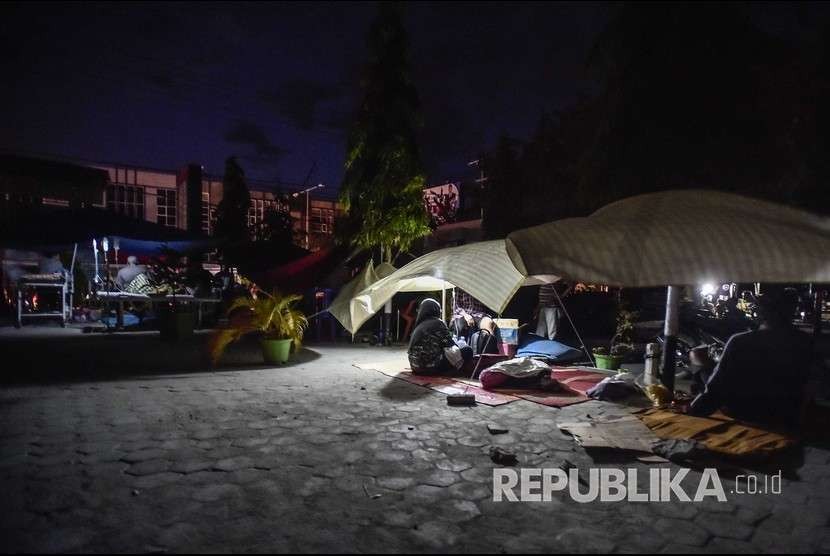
[
  {"left": 551, "top": 368, "right": 609, "bottom": 396},
  {"left": 355, "top": 361, "right": 596, "bottom": 408}
]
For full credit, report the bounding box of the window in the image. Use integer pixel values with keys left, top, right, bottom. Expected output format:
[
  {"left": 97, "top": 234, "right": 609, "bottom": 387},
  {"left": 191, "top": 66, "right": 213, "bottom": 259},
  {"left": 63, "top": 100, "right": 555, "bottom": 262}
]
[
  {"left": 310, "top": 207, "right": 334, "bottom": 234},
  {"left": 201, "top": 191, "right": 215, "bottom": 235},
  {"left": 107, "top": 185, "right": 145, "bottom": 219},
  {"left": 157, "top": 189, "right": 177, "bottom": 227}
]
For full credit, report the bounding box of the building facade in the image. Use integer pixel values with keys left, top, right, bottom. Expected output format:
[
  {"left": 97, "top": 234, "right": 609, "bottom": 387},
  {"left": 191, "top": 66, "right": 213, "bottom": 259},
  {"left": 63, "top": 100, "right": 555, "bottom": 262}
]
[{"left": 90, "top": 161, "right": 341, "bottom": 251}]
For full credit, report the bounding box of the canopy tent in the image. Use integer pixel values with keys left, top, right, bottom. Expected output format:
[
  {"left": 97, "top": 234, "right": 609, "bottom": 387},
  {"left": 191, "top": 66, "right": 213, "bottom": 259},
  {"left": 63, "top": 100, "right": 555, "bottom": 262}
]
[
  {"left": 0, "top": 205, "right": 209, "bottom": 249},
  {"left": 505, "top": 189, "right": 830, "bottom": 389},
  {"left": 328, "top": 259, "right": 456, "bottom": 334},
  {"left": 327, "top": 260, "right": 384, "bottom": 333},
  {"left": 505, "top": 189, "right": 830, "bottom": 287},
  {"left": 347, "top": 240, "right": 558, "bottom": 335}
]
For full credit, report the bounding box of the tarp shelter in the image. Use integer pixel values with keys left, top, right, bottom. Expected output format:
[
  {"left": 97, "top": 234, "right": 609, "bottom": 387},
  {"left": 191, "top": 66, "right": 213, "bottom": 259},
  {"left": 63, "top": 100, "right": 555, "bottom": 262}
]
[
  {"left": 505, "top": 189, "right": 830, "bottom": 388},
  {"left": 347, "top": 240, "right": 558, "bottom": 335},
  {"left": 506, "top": 189, "right": 830, "bottom": 287},
  {"left": 329, "top": 259, "right": 455, "bottom": 334},
  {"left": 0, "top": 205, "right": 211, "bottom": 250},
  {"left": 327, "top": 260, "right": 384, "bottom": 334}
]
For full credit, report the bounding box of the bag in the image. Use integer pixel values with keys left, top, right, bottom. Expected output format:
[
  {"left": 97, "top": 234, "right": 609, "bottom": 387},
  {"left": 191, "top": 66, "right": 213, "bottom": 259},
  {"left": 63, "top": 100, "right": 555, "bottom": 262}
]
[
  {"left": 472, "top": 330, "right": 499, "bottom": 356},
  {"left": 444, "top": 345, "right": 465, "bottom": 370}
]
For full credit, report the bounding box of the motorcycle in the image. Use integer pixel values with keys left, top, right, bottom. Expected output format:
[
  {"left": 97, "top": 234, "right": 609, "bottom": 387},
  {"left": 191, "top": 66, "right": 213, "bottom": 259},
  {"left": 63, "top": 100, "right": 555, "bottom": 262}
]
[{"left": 657, "top": 300, "right": 757, "bottom": 371}]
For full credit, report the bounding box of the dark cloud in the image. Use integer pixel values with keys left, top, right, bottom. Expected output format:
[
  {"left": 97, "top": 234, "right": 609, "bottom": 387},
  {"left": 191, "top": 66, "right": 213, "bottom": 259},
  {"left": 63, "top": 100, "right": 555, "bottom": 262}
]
[
  {"left": 259, "top": 79, "right": 344, "bottom": 130},
  {"left": 224, "top": 121, "right": 288, "bottom": 158}
]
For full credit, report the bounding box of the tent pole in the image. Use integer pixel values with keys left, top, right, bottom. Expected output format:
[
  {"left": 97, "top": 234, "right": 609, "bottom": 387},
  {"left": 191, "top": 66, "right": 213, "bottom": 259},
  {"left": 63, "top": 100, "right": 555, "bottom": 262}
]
[
  {"left": 441, "top": 286, "right": 446, "bottom": 322},
  {"left": 551, "top": 285, "right": 593, "bottom": 366},
  {"left": 660, "top": 285, "right": 680, "bottom": 394}
]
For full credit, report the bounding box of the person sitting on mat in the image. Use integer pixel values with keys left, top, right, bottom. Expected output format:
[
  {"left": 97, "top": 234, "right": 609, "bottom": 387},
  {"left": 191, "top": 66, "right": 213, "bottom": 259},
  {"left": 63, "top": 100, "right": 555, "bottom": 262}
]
[
  {"left": 451, "top": 289, "right": 499, "bottom": 355},
  {"left": 688, "top": 288, "right": 815, "bottom": 427},
  {"left": 409, "top": 298, "right": 473, "bottom": 375}
]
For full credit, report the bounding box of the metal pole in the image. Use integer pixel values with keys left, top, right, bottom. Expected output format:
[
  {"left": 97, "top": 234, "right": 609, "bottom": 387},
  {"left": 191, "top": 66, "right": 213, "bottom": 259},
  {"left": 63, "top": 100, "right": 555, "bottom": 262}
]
[
  {"left": 305, "top": 190, "right": 310, "bottom": 250},
  {"left": 660, "top": 285, "right": 680, "bottom": 393},
  {"left": 441, "top": 286, "right": 446, "bottom": 322}
]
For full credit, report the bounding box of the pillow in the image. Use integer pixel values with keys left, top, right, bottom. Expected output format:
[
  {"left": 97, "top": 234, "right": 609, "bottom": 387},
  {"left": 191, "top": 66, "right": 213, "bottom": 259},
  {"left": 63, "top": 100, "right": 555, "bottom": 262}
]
[{"left": 517, "top": 334, "right": 583, "bottom": 362}]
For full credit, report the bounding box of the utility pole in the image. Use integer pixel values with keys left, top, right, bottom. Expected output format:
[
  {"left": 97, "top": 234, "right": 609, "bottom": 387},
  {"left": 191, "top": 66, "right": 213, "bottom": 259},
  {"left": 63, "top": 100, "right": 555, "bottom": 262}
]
[
  {"left": 293, "top": 183, "right": 325, "bottom": 250},
  {"left": 467, "top": 158, "right": 487, "bottom": 219}
]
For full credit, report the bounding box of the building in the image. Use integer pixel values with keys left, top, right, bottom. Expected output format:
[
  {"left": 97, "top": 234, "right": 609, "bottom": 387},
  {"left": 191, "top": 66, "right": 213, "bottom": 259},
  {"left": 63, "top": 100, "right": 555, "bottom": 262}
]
[{"left": 1, "top": 154, "right": 342, "bottom": 252}]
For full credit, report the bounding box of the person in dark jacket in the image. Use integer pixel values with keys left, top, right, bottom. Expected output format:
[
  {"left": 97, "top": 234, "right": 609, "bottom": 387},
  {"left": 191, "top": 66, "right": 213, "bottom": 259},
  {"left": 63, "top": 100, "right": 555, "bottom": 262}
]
[
  {"left": 688, "top": 289, "right": 815, "bottom": 427},
  {"left": 408, "top": 298, "right": 472, "bottom": 375}
]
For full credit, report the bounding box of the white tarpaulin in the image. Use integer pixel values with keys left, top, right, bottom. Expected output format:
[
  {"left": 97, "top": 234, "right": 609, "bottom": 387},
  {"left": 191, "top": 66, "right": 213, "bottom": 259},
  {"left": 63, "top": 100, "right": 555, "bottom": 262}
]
[
  {"left": 506, "top": 190, "right": 830, "bottom": 287},
  {"left": 348, "top": 240, "right": 558, "bottom": 334},
  {"left": 326, "top": 260, "right": 382, "bottom": 334},
  {"left": 328, "top": 260, "right": 455, "bottom": 334}
]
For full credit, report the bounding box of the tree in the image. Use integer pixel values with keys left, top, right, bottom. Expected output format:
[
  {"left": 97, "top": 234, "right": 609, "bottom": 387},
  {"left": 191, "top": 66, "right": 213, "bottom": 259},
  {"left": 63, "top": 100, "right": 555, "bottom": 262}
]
[
  {"left": 482, "top": 134, "right": 524, "bottom": 239},
  {"left": 339, "top": 4, "right": 430, "bottom": 263},
  {"left": 214, "top": 157, "right": 251, "bottom": 266},
  {"left": 580, "top": 2, "right": 811, "bottom": 212}
]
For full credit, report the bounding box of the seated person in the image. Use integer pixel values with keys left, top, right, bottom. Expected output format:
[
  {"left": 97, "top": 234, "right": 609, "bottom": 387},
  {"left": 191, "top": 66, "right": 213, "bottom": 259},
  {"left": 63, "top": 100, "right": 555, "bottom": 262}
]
[
  {"left": 409, "top": 298, "right": 472, "bottom": 375},
  {"left": 688, "top": 289, "right": 814, "bottom": 427},
  {"left": 451, "top": 289, "right": 499, "bottom": 355},
  {"left": 115, "top": 256, "right": 147, "bottom": 289}
]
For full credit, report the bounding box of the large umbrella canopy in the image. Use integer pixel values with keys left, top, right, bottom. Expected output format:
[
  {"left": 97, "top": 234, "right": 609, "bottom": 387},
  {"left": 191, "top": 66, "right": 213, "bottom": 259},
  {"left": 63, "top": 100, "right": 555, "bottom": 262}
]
[
  {"left": 348, "top": 240, "right": 558, "bottom": 334},
  {"left": 506, "top": 190, "right": 830, "bottom": 287}
]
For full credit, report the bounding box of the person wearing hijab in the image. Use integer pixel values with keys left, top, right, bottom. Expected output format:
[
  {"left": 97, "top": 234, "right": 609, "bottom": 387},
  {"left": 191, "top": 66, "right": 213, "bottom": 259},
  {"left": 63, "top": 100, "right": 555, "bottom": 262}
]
[{"left": 408, "top": 298, "right": 472, "bottom": 375}]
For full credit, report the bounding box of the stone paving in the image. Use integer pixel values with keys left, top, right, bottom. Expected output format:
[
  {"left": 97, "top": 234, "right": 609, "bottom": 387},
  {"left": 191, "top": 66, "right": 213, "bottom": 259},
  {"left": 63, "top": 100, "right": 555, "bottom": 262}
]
[{"left": 1, "top": 339, "right": 829, "bottom": 553}]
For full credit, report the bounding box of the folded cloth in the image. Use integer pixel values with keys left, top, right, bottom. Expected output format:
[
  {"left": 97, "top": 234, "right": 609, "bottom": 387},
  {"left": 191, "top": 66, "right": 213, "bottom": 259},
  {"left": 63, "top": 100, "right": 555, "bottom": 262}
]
[
  {"left": 480, "top": 357, "right": 551, "bottom": 390},
  {"left": 517, "top": 334, "right": 583, "bottom": 362}
]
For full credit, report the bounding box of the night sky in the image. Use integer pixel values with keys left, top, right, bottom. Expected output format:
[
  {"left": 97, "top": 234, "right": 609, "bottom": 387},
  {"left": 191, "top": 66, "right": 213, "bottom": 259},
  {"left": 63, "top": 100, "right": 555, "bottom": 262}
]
[{"left": 0, "top": 2, "right": 825, "bottom": 191}]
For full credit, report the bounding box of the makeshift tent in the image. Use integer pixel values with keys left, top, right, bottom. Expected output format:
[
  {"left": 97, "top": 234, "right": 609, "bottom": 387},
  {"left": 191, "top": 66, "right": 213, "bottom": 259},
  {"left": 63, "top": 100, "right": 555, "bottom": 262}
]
[
  {"left": 505, "top": 189, "right": 830, "bottom": 388},
  {"left": 0, "top": 205, "right": 210, "bottom": 249},
  {"left": 506, "top": 189, "right": 830, "bottom": 287},
  {"left": 328, "top": 259, "right": 455, "bottom": 334},
  {"left": 347, "top": 240, "right": 558, "bottom": 335},
  {"left": 327, "top": 260, "right": 383, "bottom": 333}
]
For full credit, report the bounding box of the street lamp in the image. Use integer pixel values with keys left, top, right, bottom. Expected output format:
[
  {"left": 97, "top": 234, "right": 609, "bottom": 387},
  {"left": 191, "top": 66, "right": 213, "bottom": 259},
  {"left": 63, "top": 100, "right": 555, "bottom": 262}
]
[{"left": 293, "top": 183, "right": 325, "bottom": 249}]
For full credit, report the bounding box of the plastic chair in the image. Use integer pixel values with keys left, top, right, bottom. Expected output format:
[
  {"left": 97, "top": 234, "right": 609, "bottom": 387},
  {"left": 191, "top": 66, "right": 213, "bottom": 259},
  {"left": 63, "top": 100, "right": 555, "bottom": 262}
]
[{"left": 400, "top": 299, "right": 418, "bottom": 341}]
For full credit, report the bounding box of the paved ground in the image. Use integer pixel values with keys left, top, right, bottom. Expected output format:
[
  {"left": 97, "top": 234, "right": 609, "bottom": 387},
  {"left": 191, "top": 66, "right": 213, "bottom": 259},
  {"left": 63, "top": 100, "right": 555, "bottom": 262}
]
[{"left": 1, "top": 330, "right": 829, "bottom": 553}]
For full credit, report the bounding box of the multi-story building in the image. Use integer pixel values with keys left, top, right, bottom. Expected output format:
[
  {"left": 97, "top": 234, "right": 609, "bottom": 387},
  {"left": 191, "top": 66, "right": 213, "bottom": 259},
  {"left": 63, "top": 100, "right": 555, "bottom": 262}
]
[{"left": 11, "top": 156, "right": 342, "bottom": 251}]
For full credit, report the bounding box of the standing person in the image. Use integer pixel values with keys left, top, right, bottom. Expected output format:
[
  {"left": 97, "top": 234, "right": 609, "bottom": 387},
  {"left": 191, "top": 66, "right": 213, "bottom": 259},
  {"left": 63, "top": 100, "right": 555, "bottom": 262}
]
[
  {"left": 688, "top": 289, "right": 816, "bottom": 427},
  {"left": 409, "top": 299, "right": 472, "bottom": 375},
  {"left": 535, "top": 282, "right": 572, "bottom": 340}
]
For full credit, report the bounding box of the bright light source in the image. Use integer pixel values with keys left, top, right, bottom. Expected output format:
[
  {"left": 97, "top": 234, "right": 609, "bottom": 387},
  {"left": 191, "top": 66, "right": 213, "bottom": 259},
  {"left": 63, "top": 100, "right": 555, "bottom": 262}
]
[{"left": 700, "top": 283, "right": 717, "bottom": 296}]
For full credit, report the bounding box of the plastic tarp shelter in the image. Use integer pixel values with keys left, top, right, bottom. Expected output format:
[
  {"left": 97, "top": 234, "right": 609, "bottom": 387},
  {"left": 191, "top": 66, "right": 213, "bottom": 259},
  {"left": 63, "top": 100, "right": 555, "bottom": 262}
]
[
  {"left": 347, "top": 240, "right": 558, "bottom": 335},
  {"left": 328, "top": 260, "right": 455, "bottom": 334},
  {"left": 505, "top": 189, "right": 830, "bottom": 287}
]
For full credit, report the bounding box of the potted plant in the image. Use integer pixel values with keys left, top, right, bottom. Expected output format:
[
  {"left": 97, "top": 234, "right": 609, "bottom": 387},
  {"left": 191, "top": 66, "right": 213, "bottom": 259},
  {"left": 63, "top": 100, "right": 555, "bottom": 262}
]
[
  {"left": 592, "top": 307, "right": 638, "bottom": 370},
  {"left": 210, "top": 290, "right": 308, "bottom": 365}
]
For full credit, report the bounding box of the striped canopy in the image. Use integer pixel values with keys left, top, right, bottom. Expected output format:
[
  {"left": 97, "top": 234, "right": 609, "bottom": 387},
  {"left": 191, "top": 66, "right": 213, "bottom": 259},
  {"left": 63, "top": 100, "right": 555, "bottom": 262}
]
[
  {"left": 347, "top": 240, "right": 558, "bottom": 334},
  {"left": 506, "top": 190, "right": 830, "bottom": 287}
]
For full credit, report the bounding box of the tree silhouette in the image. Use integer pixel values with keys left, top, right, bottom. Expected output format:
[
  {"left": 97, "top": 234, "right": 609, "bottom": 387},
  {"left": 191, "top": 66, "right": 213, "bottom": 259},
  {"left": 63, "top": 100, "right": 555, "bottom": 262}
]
[
  {"left": 214, "top": 156, "right": 251, "bottom": 267},
  {"left": 339, "top": 4, "right": 430, "bottom": 263}
]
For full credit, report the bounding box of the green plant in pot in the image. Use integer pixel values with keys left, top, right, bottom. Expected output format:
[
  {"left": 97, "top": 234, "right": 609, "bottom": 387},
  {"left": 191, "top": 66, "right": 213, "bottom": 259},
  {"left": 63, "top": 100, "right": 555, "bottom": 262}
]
[
  {"left": 592, "top": 307, "right": 638, "bottom": 370},
  {"left": 210, "top": 290, "right": 308, "bottom": 365}
]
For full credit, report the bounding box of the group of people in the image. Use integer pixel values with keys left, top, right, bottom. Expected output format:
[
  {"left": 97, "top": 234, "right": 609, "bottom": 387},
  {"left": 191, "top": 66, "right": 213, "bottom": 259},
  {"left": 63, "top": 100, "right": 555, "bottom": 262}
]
[
  {"left": 407, "top": 282, "right": 821, "bottom": 430},
  {"left": 407, "top": 283, "right": 572, "bottom": 375}
]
